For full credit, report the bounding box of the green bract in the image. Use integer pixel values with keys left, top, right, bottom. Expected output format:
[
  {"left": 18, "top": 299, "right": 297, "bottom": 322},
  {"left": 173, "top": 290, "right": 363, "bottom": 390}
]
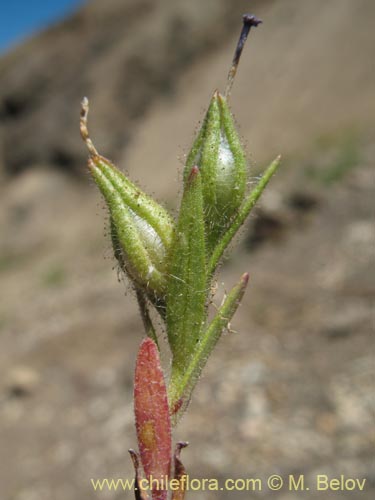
[
  {"left": 168, "top": 272, "right": 250, "bottom": 422},
  {"left": 166, "top": 166, "right": 207, "bottom": 377}
]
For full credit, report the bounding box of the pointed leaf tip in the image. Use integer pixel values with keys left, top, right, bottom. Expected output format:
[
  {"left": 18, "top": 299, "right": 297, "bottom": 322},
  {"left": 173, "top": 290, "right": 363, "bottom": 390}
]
[
  {"left": 241, "top": 272, "right": 250, "bottom": 285},
  {"left": 187, "top": 165, "right": 200, "bottom": 182}
]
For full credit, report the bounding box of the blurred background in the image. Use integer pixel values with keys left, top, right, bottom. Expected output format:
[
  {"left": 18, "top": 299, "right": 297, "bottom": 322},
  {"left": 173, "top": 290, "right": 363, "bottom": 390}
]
[{"left": 0, "top": 0, "right": 374, "bottom": 499}]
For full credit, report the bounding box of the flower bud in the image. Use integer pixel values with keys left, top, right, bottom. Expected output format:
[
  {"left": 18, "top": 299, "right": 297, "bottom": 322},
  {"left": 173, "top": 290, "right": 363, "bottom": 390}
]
[
  {"left": 89, "top": 157, "right": 171, "bottom": 298},
  {"left": 80, "top": 98, "right": 174, "bottom": 299},
  {"left": 185, "top": 91, "right": 247, "bottom": 251}
]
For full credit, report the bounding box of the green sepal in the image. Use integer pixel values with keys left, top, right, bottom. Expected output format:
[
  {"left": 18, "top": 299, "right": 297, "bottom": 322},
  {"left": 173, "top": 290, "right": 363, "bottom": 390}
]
[
  {"left": 168, "top": 272, "right": 249, "bottom": 423},
  {"left": 92, "top": 154, "right": 174, "bottom": 252},
  {"left": 166, "top": 166, "right": 207, "bottom": 372}
]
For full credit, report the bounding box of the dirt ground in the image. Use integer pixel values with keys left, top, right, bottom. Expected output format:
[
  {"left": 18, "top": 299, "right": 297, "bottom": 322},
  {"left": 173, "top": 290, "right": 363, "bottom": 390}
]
[{"left": 0, "top": 1, "right": 374, "bottom": 499}]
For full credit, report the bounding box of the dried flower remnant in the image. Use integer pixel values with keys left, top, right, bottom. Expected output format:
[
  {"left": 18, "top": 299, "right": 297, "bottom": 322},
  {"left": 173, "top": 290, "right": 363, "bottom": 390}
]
[{"left": 225, "top": 14, "right": 262, "bottom": 97}]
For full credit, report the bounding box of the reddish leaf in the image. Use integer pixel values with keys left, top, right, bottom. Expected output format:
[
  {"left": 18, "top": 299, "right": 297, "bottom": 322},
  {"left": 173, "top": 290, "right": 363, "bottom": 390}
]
[{"left": 134, "top": 338, "right": 172, "bottom": 500}]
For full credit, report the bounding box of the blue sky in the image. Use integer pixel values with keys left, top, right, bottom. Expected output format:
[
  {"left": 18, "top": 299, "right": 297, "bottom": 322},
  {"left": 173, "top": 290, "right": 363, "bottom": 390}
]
[{"left": 0, "top": 0, "right": 85, "bottom": 53}]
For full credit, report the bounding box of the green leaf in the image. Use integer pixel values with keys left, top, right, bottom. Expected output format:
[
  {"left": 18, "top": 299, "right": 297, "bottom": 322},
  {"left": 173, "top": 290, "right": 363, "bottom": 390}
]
[
  {"left": 166, "top": 166, "right": 207, "bottom": 374},
  {"left": 168, "top": 273, "right": 249, "bottom": 422}
]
